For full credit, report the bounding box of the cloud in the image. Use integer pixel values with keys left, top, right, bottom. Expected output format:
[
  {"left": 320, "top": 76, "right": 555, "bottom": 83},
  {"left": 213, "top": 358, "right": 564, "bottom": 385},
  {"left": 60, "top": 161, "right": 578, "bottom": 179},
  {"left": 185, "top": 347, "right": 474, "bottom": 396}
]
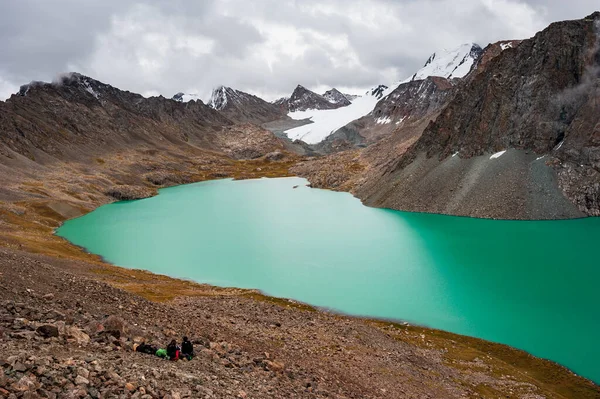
[{"left": 0, "top": 0, "right": 598, "bottom": 101}]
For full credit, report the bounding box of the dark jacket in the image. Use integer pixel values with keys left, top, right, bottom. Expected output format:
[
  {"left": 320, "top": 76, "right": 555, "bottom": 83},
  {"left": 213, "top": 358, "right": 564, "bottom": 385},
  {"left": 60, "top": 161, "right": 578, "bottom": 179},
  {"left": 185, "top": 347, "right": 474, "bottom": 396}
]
[
  {"left": 166, "top": 342, "right": 180, "bottom": 360},
  {"left": 136, "top": 343, "right": 157, "bottom": 355},
  {"left": 181, "top": 339, "right": 194, "bottom": 355}
]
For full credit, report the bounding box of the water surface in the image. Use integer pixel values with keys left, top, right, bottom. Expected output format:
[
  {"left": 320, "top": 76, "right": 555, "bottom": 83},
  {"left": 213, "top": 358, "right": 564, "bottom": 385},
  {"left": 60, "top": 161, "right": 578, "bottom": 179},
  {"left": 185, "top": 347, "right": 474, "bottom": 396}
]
[{"left": 57, "top": 177, "right": 600, "bottom": 382}]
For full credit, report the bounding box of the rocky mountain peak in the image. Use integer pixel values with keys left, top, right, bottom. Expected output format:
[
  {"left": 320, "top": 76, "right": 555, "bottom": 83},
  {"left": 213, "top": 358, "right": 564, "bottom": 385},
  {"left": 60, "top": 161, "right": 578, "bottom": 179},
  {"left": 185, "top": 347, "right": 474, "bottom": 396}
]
[
  {"left": 323, "top": 88, "right": 352, "bottom": 106},
  {"left": 205, "top": 86, "right": 287, "bottom": 124},
  {"left": 287, "top": 85, "right": 342, "bottom": 112},
  {"left": 17, "top": 72, "right": 112, "bottom": 101},
  {"left": 403, "top": 43, "right": 483, "bottom": 83},
  {"left": 208, "top": 86, "right": 236, "bottom": 110}
]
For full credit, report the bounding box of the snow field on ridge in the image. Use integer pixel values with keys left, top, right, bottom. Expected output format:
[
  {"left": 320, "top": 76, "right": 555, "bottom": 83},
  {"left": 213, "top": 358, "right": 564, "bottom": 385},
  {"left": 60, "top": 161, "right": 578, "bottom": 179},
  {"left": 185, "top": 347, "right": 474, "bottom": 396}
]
[{"left": 284, "top": 87, "right": 393, "bottom": 144}]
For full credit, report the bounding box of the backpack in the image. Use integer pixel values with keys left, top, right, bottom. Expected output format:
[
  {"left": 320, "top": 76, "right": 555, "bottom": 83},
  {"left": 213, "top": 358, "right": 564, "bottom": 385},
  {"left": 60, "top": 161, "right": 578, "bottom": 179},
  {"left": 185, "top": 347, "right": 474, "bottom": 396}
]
[{"left": 155, "top": 348, "right": 168, "bottom": 358}]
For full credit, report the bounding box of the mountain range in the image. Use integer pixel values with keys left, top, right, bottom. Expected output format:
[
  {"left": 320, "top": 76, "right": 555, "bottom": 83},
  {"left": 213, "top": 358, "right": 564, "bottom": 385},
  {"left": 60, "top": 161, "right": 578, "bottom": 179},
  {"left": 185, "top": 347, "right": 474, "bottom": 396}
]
[{"left": 1, "top": 13, "right": 599, "bottom": 221}]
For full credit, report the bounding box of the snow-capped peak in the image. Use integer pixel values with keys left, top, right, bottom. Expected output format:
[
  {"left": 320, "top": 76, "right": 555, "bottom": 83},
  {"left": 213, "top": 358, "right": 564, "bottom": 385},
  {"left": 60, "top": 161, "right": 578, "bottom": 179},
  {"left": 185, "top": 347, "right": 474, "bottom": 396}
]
[
  {"left": 402, "top": 43, "right": 482, "bottom": 83},
  {"left": 208, "top": 86, "right": 232, "bottom": 110},
  {"left": 172, "top": 92, "right": 202, "bottom": 103}
]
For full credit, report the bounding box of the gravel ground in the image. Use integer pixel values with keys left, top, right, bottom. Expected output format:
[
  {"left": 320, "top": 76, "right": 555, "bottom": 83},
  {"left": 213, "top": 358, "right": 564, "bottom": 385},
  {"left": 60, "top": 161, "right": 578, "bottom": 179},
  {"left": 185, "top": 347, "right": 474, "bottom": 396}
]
[{"left": 0, "top": 246, "right": 598, "bottom": 398}]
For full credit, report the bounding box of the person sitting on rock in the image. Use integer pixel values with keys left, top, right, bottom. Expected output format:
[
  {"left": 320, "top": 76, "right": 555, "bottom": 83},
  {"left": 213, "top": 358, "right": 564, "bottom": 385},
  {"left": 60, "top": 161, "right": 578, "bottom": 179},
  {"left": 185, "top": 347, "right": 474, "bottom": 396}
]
[
  {"left": 181, "top": 336, "right": 194, "bottom": 360},
  {"left": 166, "top": 339, "right": 180, "bottom": 361}
]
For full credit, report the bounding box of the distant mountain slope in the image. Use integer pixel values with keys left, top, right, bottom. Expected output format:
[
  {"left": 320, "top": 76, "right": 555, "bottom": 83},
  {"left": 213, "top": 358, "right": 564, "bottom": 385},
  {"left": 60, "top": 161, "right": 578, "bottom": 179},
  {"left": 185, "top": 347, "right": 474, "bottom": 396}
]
[
  {"left": 205, "top": 86, "right": 287, "bottom": 124},
  {"left": 274, "top": 85, "right": 353, "bottom": 113},
  {"left": 402, "top": 43, "right": 483, "bottom": 83},
  {"left": 316, "top": 77, "right": 456, "bottom": 152},
  {"left": 0, "top": 73, "right": 291, "bottom": 166},
  {"left": 284, "top": 44, "right": 486, "bottom": 147},
  {"left": 285, "top": 84, "right": 394, "bottom": 144}
]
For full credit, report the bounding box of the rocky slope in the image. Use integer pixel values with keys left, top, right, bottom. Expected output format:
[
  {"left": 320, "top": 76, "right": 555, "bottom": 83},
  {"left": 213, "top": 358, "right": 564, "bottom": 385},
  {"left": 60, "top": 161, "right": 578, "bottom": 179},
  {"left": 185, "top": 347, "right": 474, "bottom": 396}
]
[
  {"left": 357, "top": 12, "right": 600, "bottom": 219},
  {"left": 206, "top": 86, "right": 288, "bottom": 124},
  {"left": 0, "top": 72, "right": 299, "bottom": 216},
  {"left": 297, "top": 44, "right": 486, "bottom": 150},
  {"left": 315, "top": 77, "right": 456, "bottom": 152},
  {"left": 1, "top": 241, "right": 598, "bottom": 398},
  {"left": 296, "top": 13, "right": 600, "bottom": 220}
]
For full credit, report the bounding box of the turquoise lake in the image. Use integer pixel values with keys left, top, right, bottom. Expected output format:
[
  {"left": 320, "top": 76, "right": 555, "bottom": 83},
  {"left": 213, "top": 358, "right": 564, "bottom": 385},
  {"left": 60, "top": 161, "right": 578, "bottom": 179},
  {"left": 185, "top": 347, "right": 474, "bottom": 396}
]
[{"left": 56, "top": 177, "right": 600, "bottom": 383}]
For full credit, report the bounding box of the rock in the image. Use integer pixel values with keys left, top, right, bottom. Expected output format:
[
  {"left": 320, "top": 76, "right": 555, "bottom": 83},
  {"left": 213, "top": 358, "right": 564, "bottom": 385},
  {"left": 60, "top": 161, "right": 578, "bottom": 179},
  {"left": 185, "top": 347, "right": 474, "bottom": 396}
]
[
  {"left": 106, "top": 185, "right": 156, "bottom": 201},
  {"left": 77, "top": 367, "right": 90, "bottom": 379},
  {"left": 103, "top": 315, "right": 127, "bottom": 337},
  {"left": 12, "top": 375, "right": 37, "bottom": 392},
  {"left": 13, "top": 362, "right": 28, "bottom": 372},
  {"left": 42, "top": 293, "right": 54, "bottom": 300},
  {"left": 74, "top": 375, "right": 89, "bottom": 386},
  {"left": 265, "top": 151, "right": 284, "bottom": 161},
  {"left": 264, "top": 360, "right": 285, "bottom": 373},
  {"left": 64, "top": 326, "right": 90, "bottom": 345},
  {"left": 10, "top": 331, "right": 36, "bottom": 340},
  {"left": 125, "top": 382, "right": 136, "bottom": 391},
  {"left": 36, "top": 325, "right": 59, "bottom": 338},
  {"left": 87, "top": 387, "right": 99, "bottom": 398}
]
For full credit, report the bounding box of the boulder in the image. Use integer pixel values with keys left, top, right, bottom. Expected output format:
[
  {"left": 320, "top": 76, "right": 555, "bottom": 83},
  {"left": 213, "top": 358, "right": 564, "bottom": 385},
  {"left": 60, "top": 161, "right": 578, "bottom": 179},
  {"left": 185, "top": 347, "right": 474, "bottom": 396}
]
[
  {"left": 265, "top": 151, "right": 284, "bottom": 161},
  {"left": 64, "top": 326, "right": 90, "bottom": 345},
  {"left": 36, "top": 325, "right": 59, "bottom": 339}
]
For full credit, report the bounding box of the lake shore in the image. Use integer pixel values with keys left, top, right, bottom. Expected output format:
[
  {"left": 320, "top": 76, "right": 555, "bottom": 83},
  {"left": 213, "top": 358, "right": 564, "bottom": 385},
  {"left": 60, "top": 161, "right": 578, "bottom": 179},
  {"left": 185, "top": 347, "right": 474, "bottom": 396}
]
[{"left": 0, "top": 155, "right": 598, "bottom": 398}]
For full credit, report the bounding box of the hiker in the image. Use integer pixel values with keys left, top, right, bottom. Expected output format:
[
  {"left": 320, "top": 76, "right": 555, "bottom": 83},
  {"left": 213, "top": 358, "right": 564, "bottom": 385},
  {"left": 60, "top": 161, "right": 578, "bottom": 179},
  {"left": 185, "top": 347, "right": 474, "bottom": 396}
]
[
  {"left": 166, "top": 339, "right": 181, "bottom": 361},
  {"left": 135, "top": 342, "right": 158, "bottom": 355},
  {"left": 181, "top": 336, "right": 194, "bottom": 360}
]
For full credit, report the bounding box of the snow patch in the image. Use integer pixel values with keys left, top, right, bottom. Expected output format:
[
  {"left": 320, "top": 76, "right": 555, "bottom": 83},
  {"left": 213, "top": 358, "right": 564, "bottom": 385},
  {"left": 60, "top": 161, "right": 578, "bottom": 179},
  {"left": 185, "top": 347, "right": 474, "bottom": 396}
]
[
  {"left": 82, "top": 80, "right": 99, "bottom": 99},
  {"left": 452, "top": 152, "right": 459, "bottom": 157},
  {"left": 554, "top": 140, "right": 564, "bottom": 151},
  {"left": 500, "top": 42, "right": 513, "bottom": 50},
  {"left": 376, "top": 116, "right": 392, "bottom": 125},
  {"left": 401, "top": 43, "right": 481, "bottom": 83},
  {"left": 173, "top": 92, "right": 201, "bottom": 103},
  {"left": 395, "top": 116, "right": 406, "bottom": 125},
  {"left": 490, "top": 150, "right": 506, "bottom": 159},
  {"left": 285, "top": 86, "right": 394, "bottom": 144},
  {"left": 536, "top": 155, "right": 546, "bottom": 161}
]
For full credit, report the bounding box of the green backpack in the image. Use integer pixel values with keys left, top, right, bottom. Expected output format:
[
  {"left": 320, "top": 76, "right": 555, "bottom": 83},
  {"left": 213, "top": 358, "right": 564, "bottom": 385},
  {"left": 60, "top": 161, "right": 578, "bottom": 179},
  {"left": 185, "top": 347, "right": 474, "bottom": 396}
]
[{"left": 156, "top": 348, "right": 168, "bottom": 358}]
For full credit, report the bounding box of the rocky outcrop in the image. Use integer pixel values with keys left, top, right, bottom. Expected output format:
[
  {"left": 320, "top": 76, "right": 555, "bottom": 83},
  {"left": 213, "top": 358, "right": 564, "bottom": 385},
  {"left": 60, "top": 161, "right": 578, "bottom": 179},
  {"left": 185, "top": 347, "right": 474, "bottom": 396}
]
[{"left": 207, "top": 86, "right": 287, "bottom": 124}]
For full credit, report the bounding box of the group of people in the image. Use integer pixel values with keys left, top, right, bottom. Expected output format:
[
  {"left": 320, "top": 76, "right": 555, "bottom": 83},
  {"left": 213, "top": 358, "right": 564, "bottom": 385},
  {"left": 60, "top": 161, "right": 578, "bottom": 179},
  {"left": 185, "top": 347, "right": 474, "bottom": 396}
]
[{"left": 135, "top": 336, "right": 194, "bottom": 361}]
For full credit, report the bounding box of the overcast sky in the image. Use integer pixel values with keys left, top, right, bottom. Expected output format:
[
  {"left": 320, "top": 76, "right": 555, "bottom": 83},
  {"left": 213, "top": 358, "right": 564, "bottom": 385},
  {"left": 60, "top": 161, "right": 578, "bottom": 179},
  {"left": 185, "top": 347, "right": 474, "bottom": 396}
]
[{"left": 0, "top": 0, "right": 598, "bottom": 102}]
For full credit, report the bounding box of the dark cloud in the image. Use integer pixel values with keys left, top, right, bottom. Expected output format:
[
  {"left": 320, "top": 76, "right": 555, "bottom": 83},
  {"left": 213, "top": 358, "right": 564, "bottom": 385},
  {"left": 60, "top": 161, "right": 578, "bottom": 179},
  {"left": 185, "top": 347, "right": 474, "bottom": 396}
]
[{"left": 0, "top": 0, "right": 598, "bottom": 101}]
